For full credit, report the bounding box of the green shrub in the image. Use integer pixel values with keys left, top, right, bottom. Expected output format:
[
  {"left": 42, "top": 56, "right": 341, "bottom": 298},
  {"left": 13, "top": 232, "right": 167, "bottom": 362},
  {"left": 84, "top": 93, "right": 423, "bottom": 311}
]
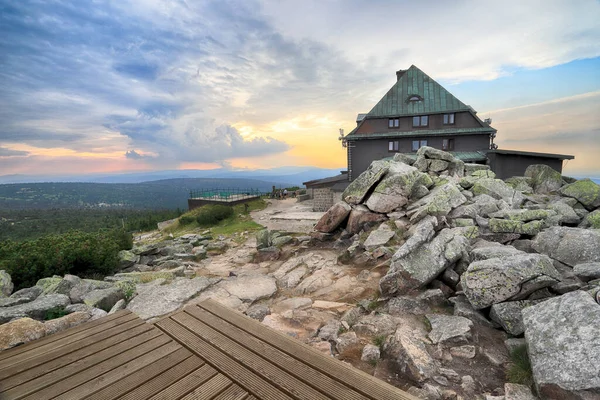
[
  {"left": 0, "top": 229, "right": 132, "bottom": 290},
  {"left": 372, "top": 334, "right": 387, "bottom": 351},
  {"left": 178, "top": 214, "right": 196, "bottom": 225},
  {"left": 507, "top": 344, "right": 534, "bottom": 387},
  {"left": 44, "top": 306, "right": 68, "bottom": 320},
  {"left": 196, "top": 205, "right": 234, "bottom": 226}
]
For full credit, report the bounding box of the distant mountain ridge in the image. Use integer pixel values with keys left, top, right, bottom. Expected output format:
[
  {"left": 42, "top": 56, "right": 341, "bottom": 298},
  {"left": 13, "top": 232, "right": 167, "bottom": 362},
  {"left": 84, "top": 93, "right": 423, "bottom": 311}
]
[
  {"left": 0, "top": 166, "right": 345, "bottom": 185},
  {"left": 0, "top": 177, "right": 300, "bottom": 210}
]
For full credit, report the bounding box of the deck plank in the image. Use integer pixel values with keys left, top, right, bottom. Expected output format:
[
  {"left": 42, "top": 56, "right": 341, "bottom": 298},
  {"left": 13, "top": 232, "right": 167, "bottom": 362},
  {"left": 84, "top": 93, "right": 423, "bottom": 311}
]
[
  {"left": 0, "top": 312, "right": 140, "bottom": 371},
  {"left": 171, "top": 311, "right": 330, "bottom": 400},
  {"left": 148, "top": 363, "right": 218, "bottom": 400},
  {"left": 86, "top": 347, "right": 192, "bottom": 400},
  {"left": 179, "top": 374, "right": 232, "bottom": 400},
  {"left": 7, "top": 333, "right": 169, "bottom": 400},
  {"left": 213, "top": 384, "right": 249, "bottom": 400},
  {"left": 185, "top": 305, "right": 368, "bottom": 400},
  {"left": 51, "top": 341, "right": 181, "bottom": 400},
  {"left": 118, "top": 355, "right": 205, "bottom": 400},
  {"left": 198, "top": 299, "right": 417, "bottom": 400},
  {"left": 0, "top": 310, "right": 134, "bottom": 363},
  {"left": 156, "top": 318, "right": 294, "bottom": 400},
  {"left": 0, "top": 318, "right": 149, "bottom": 384}
]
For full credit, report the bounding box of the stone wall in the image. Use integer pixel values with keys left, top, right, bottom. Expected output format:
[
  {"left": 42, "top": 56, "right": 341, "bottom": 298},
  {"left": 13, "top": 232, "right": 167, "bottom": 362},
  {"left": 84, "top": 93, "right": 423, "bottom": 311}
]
[{"left": 313, "top": 188, "right": 333, "bottom": 212}]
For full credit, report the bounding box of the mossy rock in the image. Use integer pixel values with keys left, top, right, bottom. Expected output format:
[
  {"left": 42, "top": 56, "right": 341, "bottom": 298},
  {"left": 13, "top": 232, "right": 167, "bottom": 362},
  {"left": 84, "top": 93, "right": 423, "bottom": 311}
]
[
  {"left": 560, "top": 178, "right": 600, "bottom": 210},
  {"left": 584, "top": 210, "right": 600, "bottom": 229}
]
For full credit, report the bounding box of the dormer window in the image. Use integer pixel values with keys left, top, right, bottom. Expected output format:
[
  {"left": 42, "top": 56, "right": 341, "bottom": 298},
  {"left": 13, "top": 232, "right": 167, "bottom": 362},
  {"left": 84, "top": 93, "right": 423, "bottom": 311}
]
[
  {"left": 412, "top": 115, "right": 428, "bottom": 127},
  {"left": 388, "top": 118, "right": 399, "bottom": 128},
  {"left": 407, "top": 95, "right": 422, "bottom": 102}
]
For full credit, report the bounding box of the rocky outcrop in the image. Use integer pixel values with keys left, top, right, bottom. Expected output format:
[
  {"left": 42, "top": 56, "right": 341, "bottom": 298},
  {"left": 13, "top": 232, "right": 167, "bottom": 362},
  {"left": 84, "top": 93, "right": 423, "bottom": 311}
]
[
  {"left": 462, "top": 253, "right": 560, "bottom": 309},
  {"left": 0, "top": 294, "right": 71, "bottom": 324},
  {"left": 523, "top": 291, "right": 600, "bottom": 398},
  {"left": 524, "top": 164, "right": 564, "bottom": 194},
  {"left": 126, "top": 277, "right": 219, "bottom": 320},
  {"left": 0, "top": 317, "right": 46, "bottom": 350},
  {"left": 342, "top": 160, "right": 389, "bottom": 205},
  {"left": 559, "top": 178, "right": 600, "bottom": 210}
]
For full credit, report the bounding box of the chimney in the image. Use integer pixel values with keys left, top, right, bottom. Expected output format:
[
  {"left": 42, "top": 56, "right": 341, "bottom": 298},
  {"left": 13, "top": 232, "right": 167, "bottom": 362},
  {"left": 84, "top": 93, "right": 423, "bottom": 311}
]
[{"left": 396, "top": 69, "right": 407, "bottom": 81}]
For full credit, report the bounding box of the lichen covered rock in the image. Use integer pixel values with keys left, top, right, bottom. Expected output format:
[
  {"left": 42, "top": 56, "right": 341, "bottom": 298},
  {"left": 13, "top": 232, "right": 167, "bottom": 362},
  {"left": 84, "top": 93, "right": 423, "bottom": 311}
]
[{"left": 559, "top": 178, "right": 600, "bottom": 210}]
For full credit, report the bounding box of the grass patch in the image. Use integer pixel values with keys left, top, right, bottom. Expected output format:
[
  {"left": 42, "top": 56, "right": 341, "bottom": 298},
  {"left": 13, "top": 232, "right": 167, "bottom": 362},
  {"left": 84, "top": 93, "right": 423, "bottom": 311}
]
[
  {"left": 165, "top": 199, "right": 267, "bottom": 238},
  {"left": 372, "top": 334, "right": 387, "bottom": 351},
  {"left": 507, "top": 344, "right": 534, "bottom": 388}
]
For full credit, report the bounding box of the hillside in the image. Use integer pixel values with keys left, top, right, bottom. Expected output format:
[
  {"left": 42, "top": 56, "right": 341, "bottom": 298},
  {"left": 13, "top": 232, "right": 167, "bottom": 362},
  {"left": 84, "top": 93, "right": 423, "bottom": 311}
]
[{"left": 0, "top": 178, "right": 293, "bottom": 210}]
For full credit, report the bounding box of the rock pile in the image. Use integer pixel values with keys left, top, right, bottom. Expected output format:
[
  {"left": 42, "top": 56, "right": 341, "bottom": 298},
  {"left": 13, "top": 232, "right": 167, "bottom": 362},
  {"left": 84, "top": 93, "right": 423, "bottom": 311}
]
[{"left": 314, "top": 147, "right": 600, "bottom": 399}]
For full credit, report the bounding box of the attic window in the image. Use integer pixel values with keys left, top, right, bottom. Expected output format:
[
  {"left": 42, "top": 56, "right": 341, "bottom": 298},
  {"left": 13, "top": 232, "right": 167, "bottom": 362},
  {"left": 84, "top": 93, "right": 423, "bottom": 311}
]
[
  {"left": 408, "top": 95, "right": 422, "bottom": 102},
  {"left": 388, "top": 118, "right": 399, "bottom": 128}
]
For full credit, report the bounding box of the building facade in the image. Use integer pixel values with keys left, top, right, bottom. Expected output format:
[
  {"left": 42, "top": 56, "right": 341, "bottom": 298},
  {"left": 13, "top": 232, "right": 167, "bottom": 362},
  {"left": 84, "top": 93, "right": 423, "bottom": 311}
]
[{"left": 344, "top": 65, "right": 497, "bottom": 180}]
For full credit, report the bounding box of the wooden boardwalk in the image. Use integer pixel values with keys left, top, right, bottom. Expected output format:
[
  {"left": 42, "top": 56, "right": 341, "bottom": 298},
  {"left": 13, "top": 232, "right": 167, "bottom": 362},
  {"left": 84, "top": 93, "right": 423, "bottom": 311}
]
[{"left": 0, "top": 300, "right": 417, "bottom": 400}]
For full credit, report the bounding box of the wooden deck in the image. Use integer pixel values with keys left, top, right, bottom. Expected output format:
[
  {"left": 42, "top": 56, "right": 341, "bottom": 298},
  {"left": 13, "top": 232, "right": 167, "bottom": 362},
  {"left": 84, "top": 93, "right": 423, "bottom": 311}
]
[{"left": 0, "top": 299, "right": 417, "bottom": 400}]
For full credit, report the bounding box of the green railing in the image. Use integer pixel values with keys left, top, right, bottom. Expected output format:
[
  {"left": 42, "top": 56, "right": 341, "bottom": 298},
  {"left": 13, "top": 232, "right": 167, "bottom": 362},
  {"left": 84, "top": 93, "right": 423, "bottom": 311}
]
[{"left": 189, "top": 188, "right": 265, "bottom": 200}]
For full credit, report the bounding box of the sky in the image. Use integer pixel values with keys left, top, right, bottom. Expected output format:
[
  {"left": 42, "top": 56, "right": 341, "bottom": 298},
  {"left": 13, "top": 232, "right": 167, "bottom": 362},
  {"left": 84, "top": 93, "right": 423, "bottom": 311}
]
[{"left": 1, "top": 0, "right": 599, "bottom": 177}]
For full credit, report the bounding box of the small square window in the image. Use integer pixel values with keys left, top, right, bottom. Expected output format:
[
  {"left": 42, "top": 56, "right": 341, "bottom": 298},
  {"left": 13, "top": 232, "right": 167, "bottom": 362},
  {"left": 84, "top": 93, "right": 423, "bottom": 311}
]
[
  {"left": 412, "top": 116, "right": 420, "bottom": 127},
  {"left": 443, "top": 113, "right": 455, "bottom": 125},
  {"left": 389, "top": 118, "right": 399, "bottom": 128},
  {"left": 442, "top": 138, "right": 454, "bottom": 151},
  {"left": 388, "top": 141, "right": 399, "bottom": 152}
]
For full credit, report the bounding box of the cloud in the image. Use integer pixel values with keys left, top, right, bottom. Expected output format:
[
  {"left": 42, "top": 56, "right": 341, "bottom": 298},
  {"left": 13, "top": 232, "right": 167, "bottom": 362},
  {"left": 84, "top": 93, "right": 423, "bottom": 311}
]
[
  {"left": 0, "top": 147, "right": 29, "bottom": 157},
  {"left": 0, "top": 0, "right": 598, "bottom": 175}
]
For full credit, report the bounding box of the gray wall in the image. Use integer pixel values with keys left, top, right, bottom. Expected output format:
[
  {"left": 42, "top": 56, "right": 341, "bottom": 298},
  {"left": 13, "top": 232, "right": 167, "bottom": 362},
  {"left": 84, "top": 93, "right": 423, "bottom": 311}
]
[
  {"left": 487, "top": 153, "right": 565, "bottom": 179},
  {"left": 349, "top": 134, "right": 490, "bottom": 179}
]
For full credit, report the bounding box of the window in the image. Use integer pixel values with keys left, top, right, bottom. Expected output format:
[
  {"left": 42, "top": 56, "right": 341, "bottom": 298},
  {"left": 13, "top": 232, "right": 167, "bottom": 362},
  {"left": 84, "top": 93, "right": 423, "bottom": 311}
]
[
  {"left": 388, "top": 118, "right": 399, "bottom": 128},
  {"left": 443, "top": 113, "right": 455, "bottom": 125},
  {"left": 412, "top": 139, "right": 428, "bottom": 151},
  {"left": 407, "top": 95, "right": 422, "bottom": 102},
  {"left": 412, "top": 115, "right": 428, "bottom": 127},
  {"left": 442, "top": 138, "right": 455, "bottom": 151},
  {"left": 388, "top": 141, "right": 399, "bottom": 152}
]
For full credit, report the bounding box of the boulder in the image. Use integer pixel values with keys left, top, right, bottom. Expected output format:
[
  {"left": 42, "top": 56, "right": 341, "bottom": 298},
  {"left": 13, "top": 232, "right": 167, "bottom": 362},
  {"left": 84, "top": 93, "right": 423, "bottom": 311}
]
[
  {"left": 0, "top": 270, "right": 13, "bottom": 297},
  {"left": 504, "top": 383, "right": 537, "bottom": 400},
  {"left": 363, "top": 223, "right": 396, "bottom": 250},
  {"left": 44, "top": 311, "right": 91, "bottom": 335},
  {"left": 219, "top": 275, "right": 277, "bottom": 303},
  {"left": 559, "top": 178, "right": 600, "bottom": 210},
  {"left": 256, "top": 229, "right": 271, "bottom": 249},
  {"left": 272, "top": 235, "right": 293, "bottom": 247},
  {"left": 108, "top": 299, "right": 127, "bottom": 314},
  {"left": 118, "top": 250, "right": 140, "bottom": 269},
  {"left": 523, "top": 291, "right": 600, "bottom": 398},
  {"left": 318, "top": 319, "right": 342, "bottom": 341},
  {"left": 384, "top": 325, "right": 438, "bottom": 383},
  {"left": 1, "top": 286, "right": 43, "bottom": 307},
  {"left": 471, "top": 179, "right": 524, "bottom": 207},
  {"left": 582, "top": 209, "right": 600, "bottom": 229},
  {"left": 489, "top": 300, "right": 539, "bottom": 336},
  {"left": 314, "top": 201, "right": 351, "bottom": 233},
  {"left": 361, "top": 344, "right": 381, "bottom": 362},
  {"left": 0, "top": 317, "right": 46, "bottom": 350},
  {"left": 342, "top": 160, "right": 389, "bottom": 205},
  {"left": 90, "top": 307, "right": 108, "bottom": 320},
  {"left": 532, "top": 226, "right": 600, "bottom": 266},
  {"left": 393, "top": 153, "right": 415, "bottom": 165},
  {"left": 426, "top": 314, "right": 473, "bottom": 344},
  {"left": 83, "top": 287, "right": 125, "bottom": 312},
  {"left": 335, "top": 331, "right": 359, "bottom": 353},
  {"left": 548, "top": 201, "right": 580, "bottom": 225},
  {"left": 488, "top": 219, "right": 543, "bottom": 236},
  {"left": 465, "top": 163, "right": 490, "bottom": 175},
  {"left": 0, "top": 294, "right": 71, "bottom": 324},
  {"left": 573, "top": 262, "right": 600, "bottom": 281},
  {"left": 69, "top": 279, "right": 114, "bottom": 303},
  {"left": 365, "top": 162, "right": 431, "bottom": 213},
  {"left": 505, "top": 176, "right": 534, "bottom": 193},
  {"left": 417, "top": 146, "right": 456, "bottom": 162},
  {"left": 524, "top": 164, "right": 564, "bottom": 194},
  {"left": 244, "top": 304, "right": 270, "bottom": 321},
  {"left": 346, "top": 205, "right": 387, "bottom": 234},
  {"left": 380, "top": 227, "right": 476, "bottom": 296},
  {"left": 406, "top": 183, "right": 467, "bottom": 223},
  {"left": 462, "top": 253, "right": 561, "bottom": 309},
  {"left": 449, "top": 295, "right": 494, "bottom": 327},
  {"left": 127, "top": 277, "right": 219, "bottom": 320},
  {"left": 353, "top": 314, "right": 398, "bottom": 336}
]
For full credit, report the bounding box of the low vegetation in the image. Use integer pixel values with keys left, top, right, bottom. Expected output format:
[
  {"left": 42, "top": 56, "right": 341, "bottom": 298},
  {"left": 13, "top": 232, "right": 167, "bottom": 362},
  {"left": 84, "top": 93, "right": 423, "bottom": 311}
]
[
  {"left": 167, "top": 199, "right": 267, "bottom": 237},
  {"left": 0, "top": 229, "right": 133, "bottom": 290},
  {"left": 507, "top": 344, "right": 534, "bottom": 388}
]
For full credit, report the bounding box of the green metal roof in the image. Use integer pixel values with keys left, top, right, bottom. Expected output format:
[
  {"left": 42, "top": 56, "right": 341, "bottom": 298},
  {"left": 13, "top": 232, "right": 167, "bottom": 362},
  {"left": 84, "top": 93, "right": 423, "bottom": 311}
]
[
  {"left": 383, "top": 151, "right": 488, "bottom": 163},
  {"left": 346, "top": 127, "right": 494, "bottom": 140},
  {"left": 367, "top": 65, "right": 471, "bottom": 118}
]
